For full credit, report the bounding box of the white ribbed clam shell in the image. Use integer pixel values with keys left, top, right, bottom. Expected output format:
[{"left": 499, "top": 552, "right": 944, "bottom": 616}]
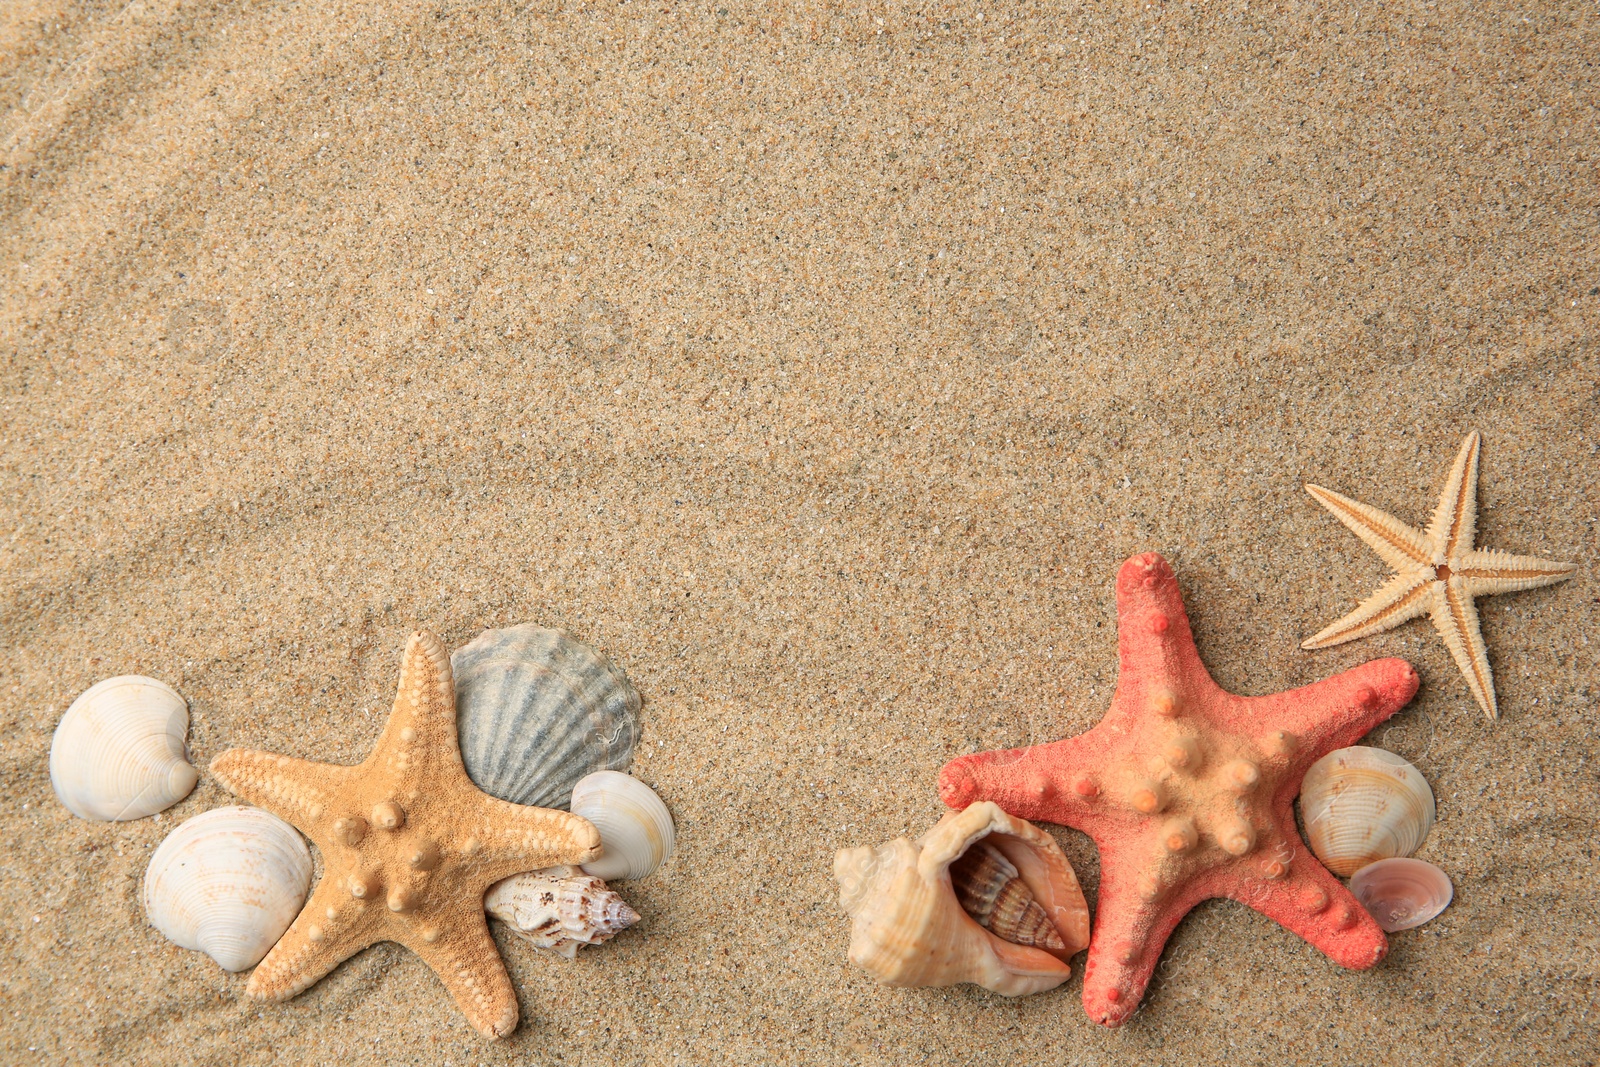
[
  {"left": 571, "top": 771, "right": 674, "bottom": 881},
  {"left": 1299, "top": 746, "right": 1435, "bottom": 877},
  {"left": 452, "top": 626, "right": 639, "bottom": 810},
  {"left": 1350, "top": 858, "right": 1453, "bottom": 932},
  {"left": 50, "top": 675, "right": 199, "bottom": 822},
  {"left": 143, "top": 806, "right": 312, "bottom": 972},
  {"left": 484, "top": 864, "right": 640, "bottom": 958}
]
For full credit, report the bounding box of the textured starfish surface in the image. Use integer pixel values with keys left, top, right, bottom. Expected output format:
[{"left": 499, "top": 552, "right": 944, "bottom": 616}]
[
  {"left": 211, "top": 630, "right": 601, "bottom": 1038},
  {"left": 1304, "top": 431, "right": 1575, "bottom": 719},
  {"left": 938, "top": 553, "right": 1420, "bottom": 1026}
]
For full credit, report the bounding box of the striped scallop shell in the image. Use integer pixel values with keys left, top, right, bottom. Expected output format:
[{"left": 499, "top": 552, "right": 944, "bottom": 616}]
[
  {"left": 485, "top": 865, "right": 641, "bottom": 958},
  {"left": 50, "top": 675, "right": 199, "bottom": 822},
  {"left": 1299, "top": 746, "right": 1435, "bottom": 877},
  {"left": 143, "top": 806, "right": 312, "bottom": 972},
  {"left": 452, "top": 626, "right": 639, "bottom": 810}
]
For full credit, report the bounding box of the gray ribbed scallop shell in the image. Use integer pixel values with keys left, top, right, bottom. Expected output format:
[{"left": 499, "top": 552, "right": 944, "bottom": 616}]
[{"left": 452, "top": 625, "right": 640, "bottom": 810}]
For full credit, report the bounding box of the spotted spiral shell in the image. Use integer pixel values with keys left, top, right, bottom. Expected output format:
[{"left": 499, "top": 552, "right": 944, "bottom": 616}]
[{"left": 484, "top": 865, "right": 640, "bottom": 958}]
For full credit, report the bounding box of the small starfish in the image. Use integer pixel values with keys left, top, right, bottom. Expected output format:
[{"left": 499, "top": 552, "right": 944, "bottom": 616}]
[
  {"left": 1304, "top": 431, "right": 1575, "bottom": 719},
  {"left": 939, "top": 553, "right": 1420, "bottom": 1026},
  {"left": 211, "top": 630, "right": 601, "bottom": 1038}
]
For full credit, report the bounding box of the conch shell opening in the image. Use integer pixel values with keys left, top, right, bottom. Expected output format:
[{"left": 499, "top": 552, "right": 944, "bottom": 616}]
[
  {"left": 833, "top": 802, "right": 1090, "bottom": 996},
  {"left": 950, "top": 840, "right": 1067, "bottom": 951}
]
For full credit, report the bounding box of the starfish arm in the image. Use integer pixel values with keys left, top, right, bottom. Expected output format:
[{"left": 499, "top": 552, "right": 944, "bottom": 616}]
[
  {"left": 1457, "top": 547, "right": 1576, "bottom": 596},
  {"left": 459, "top": 795, "right": 602, "bottom": 882},
  {"left": 210, "top": 748, "right": 354, "bottom": 833},
  {"left": 1302, "top": 570, "right": 1434, "bottom": 648},
  {"left": 1305, "top": 484, "right": 1433, "bottom": 571},
  {"left": 370, "top": 630, "right": 464, "bottom": 775},
  {"left": 409, "top": 913, "right": 520, "bottom": 1038},
  {"left": 1227, "top": 858, "right": 1387, "bottom": 971},
  {"left": 1078, "top": 851, "right": 1205, "bottom": 1027},
  {"left": 1238, "top": 657, "right": 1418, "bottom": 769},
  {"left": 1429, "top": 578, "right": 1498, "bottom": 719},
  {"left": 1112, "top": 552, "right": 1222, "bottom": 704},
  {"left": 1424, "top": 431, "right": 1481, "bottom": 558},
  {"left": 938, "top": 738, "right": 1106, "bottom": 828},
  {"left": 246, "top": 877, "right": 384, "bottom": 1001}
]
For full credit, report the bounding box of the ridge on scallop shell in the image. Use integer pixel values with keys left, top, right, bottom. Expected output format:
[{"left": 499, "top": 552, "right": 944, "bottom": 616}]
[
  {"left": 50, "top": 675, "right": 199, "bottom": 822},
  {"left": 452, "top": 625, "right": 640, "bottom": 810}
]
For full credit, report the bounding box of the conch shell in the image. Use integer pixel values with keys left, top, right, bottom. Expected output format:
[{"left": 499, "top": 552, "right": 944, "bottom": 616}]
[{"left": 833, "top": 802, "right": 1090, "bottom": 996}]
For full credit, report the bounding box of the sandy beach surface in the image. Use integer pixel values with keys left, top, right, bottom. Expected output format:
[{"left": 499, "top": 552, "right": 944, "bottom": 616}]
[{"left": 3, "top": 2, "right": 1597, "bottom": 1064}]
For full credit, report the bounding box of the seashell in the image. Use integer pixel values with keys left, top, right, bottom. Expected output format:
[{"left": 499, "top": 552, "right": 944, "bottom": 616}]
[
  {"left": 1299, "top": 746, "right": 1436, "bottom": 877},
  {"left": 484, "top": 865, "right": 641, "bottom": 958},
  {"left": 1350, "top": 857, "right": 1453, "bottom": 932},
  {"left": 452, "top": 625, "right": 639, "bottom": 811},
  {"left": 50, "top": 675, "right": 199, "bottom": 822},
  {"left": 143, "top": 805, "right": 312, "bottom": 972},
  {"left": 833, "top": 801, "right": 1090, "bottom": 996},
  {"left": 949, "top": 839, "right": 1066, "bottom": 950},
  {"left": 570, "top": 770, "right": 675, "bottom": 881}
]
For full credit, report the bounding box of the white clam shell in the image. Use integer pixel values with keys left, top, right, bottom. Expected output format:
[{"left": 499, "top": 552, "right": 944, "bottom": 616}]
[
  {"left": 50, "top": 675, "right": 199, "bottom": 822},
  {"left": 1350, "top": 858, "right": 1453, "bottom": 932},
  {"left": 143, "top": 806, "right": 312, "bottom": 972},
  {"left": 1299, "top": 746, "right": 1436, "bottom": 877},
  {"left": 453, "top": 626, "right": 639, "bottom": 810},
  {"left": 485, "top": 865, "right": 641, "bottom": 958},
  {"left": 570, "top": 770, "right": 675, "bottom": 881}
]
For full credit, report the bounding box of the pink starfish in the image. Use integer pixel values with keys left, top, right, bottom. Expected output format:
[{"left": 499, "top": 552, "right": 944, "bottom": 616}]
[{"left": 938, "top": 552, "right": 1420, "bottom": 1025}]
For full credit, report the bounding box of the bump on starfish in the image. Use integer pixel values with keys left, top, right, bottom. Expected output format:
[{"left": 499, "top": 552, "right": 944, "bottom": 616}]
[
  {"left": 1304, "top": 431, "right": 1575, "bottom": 719},
  {"left": 939, "top": 552, "right": 1420, "bottom": 1026},
  {"left": 210, "top": 630, "right": 602, "bottom": 1039}
]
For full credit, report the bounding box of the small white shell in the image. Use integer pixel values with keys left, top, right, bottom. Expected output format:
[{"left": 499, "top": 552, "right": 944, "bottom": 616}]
[
  {"left": 485, "top": 865, "right": 640, "bottom": 958},
  {"left": 453, "top": 626, "right": 639, "bottom": 810},
  {"left": 50, "top": 675, "right": 199, "bottom": 822},
  {"left": 1299, "top": 746, "right": 1436, "bottom": 877},
  {"left": 143, "top": 806, "right": 312, "bottom": 972},
  {"left": 570, "top": 771, "right": 675, "bottom": 881},
  {"left": 1350, "top": 858, "right": 1453, "bottom": 932}
]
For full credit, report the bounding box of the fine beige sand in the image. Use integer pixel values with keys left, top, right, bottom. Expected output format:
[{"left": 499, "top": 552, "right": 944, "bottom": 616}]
[{"left": 3, "top": 3, "right": 1597, "bottom": 1064}]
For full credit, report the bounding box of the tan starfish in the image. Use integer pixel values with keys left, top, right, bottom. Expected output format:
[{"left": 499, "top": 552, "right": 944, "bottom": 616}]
[
  {"left": 210, "top": 630, "right": 601, "bottom": 1038},
  {"left": 1303, "top": 431, "right": 1575, "bottom": 719}
]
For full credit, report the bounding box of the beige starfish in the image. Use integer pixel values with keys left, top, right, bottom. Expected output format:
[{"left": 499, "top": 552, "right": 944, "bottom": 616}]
[
  {"left": 210, "top": 630, "right": 601, "bottom": 1038},
  {"left": 1303, "top": 431, "right": 1575, "bottom": 719}
]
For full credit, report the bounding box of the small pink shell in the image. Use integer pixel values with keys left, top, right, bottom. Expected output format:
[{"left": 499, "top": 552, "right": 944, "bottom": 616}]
[{"left": 1350, "top": 857, "right": 1453, "bottom": 932}]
